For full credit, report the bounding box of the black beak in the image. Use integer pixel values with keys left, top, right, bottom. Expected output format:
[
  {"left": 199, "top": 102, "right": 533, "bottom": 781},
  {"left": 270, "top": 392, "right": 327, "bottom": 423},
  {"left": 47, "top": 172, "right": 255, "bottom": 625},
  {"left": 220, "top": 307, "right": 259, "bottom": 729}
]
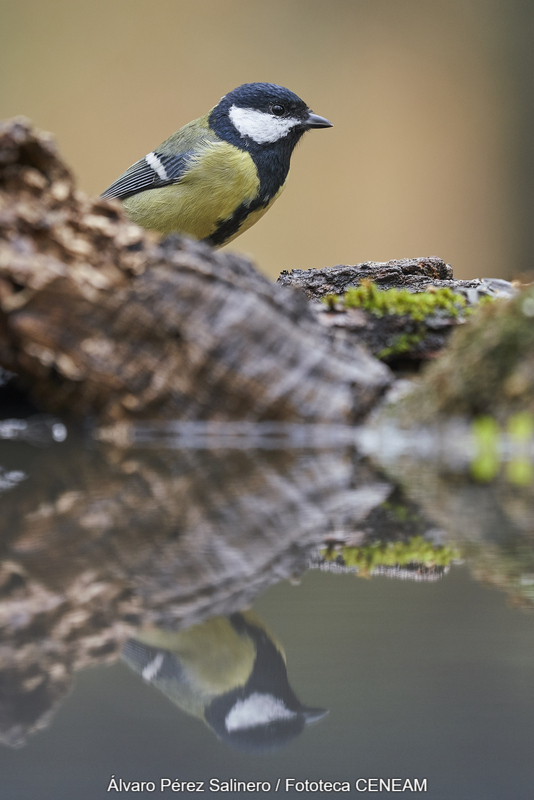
[
  {"left": 306, "top": 111, "right": 333, "bottom": 129},
  {"left": 303, "top": 707, "right": 329, "bottom": 724}
]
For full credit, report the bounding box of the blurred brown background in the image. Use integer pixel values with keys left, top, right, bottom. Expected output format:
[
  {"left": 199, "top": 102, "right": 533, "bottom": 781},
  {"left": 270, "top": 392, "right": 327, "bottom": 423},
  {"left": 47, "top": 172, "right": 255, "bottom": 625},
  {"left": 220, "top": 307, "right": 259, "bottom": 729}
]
[{"left": 1, "top": 0, "right": 532, "bottom": 280}]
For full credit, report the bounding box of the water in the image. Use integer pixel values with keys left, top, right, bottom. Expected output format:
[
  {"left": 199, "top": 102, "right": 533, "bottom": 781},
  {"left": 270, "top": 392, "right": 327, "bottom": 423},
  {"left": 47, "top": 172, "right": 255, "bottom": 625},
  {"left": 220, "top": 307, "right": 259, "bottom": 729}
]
[{"left": 0, "top": 423, "right": 533, "bottom": 799}]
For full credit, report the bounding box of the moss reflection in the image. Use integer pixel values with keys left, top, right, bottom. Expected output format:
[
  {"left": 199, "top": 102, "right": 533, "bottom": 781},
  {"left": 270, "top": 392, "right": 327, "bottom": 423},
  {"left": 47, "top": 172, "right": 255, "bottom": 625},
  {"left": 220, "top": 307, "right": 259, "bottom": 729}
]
[{"left": 319, "top": 536, "right": 460, "bottom": 578}]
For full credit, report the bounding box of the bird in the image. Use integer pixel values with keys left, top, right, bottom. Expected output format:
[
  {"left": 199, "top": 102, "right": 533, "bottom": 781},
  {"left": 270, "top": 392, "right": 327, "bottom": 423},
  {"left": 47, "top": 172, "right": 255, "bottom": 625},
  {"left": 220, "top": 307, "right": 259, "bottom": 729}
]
[
  {"left": 121, "top": 611, "right": 327, "bottom": 752},
  {"left": 101, "top": 83, "right": 332, "bottom": 247}
]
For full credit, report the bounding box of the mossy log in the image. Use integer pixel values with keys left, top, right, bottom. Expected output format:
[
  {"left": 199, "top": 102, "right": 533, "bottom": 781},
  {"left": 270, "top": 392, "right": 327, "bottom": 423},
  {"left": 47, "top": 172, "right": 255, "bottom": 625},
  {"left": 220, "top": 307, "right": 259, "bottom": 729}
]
[
  {"left": 0, "top": 118, "right": 390, "bottom": 427},
  {"left": 387, "top": 286, "right": 534, "bottom": 422},
  {"left": 279, "top": 261, "right": 517, "bottom": 366}
]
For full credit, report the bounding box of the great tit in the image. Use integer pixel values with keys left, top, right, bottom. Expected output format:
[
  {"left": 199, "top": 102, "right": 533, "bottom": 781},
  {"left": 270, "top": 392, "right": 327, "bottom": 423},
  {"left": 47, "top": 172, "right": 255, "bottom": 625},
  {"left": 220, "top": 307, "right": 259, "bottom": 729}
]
[
  {"left": 101, "top": 83, "right": 332, "bottom": 246},
  {"left": 121, "top": 611, "right": 327, "bottom": 752}
]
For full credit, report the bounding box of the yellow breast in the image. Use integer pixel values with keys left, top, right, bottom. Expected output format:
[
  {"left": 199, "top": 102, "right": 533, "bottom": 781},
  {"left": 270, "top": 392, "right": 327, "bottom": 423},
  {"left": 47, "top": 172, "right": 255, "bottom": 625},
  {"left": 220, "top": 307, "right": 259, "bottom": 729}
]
[{"left": 122, "top": 141, "right": 260, "bottom": 241}]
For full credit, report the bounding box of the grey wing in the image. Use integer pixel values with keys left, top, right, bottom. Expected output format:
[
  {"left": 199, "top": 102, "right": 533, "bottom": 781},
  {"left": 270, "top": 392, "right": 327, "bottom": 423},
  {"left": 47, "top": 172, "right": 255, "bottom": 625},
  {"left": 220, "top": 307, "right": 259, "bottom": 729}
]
[{"left": 101, "top": 151, "right": 190, "bottom": 200}]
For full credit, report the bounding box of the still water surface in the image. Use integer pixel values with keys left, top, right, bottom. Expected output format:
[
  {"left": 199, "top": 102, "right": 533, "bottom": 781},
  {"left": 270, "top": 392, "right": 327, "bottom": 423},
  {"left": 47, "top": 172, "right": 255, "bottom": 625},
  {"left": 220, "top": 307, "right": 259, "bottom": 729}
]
[{"left": 0, "top": 427, "right": 533, "bottom": 799}]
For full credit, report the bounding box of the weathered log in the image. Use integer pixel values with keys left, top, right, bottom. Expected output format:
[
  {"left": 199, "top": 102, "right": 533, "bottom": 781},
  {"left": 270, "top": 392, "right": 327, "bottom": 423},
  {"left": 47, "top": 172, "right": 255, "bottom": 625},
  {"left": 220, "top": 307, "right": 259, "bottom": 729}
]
[
  {"left": 277, "top": 258, "right": 518, "bottom": 299},
  {"left": 0, "top": 117, "right": 390, "bottom": 426},
  {"left": 278, "top": 257, "right": 456, "bottom": 296}
]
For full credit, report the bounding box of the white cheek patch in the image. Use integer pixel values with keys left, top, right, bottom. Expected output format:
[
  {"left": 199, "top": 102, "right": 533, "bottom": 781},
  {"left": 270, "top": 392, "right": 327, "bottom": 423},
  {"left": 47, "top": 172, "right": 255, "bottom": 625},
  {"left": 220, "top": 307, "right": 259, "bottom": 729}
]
[
  {"left": 229, "top": 105, "right": 301, "bottom": 144},
  {"left": 225, "top": 692, "right": 297, "bottom": 732}
]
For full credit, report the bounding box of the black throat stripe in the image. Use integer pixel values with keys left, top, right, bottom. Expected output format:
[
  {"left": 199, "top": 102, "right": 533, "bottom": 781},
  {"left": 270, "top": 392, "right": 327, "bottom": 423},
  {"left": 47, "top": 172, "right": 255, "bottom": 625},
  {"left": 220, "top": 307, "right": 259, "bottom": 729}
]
[{"left": 204, "top": 195, "right": 269, "bottom": 247}]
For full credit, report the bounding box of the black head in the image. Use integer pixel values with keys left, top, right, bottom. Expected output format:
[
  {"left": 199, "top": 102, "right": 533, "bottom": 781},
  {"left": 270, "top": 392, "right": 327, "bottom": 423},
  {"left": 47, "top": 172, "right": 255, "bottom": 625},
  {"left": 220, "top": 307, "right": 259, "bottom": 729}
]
[
  {"left": 205, "top": 690, "right": 328, "bottom": 754},
  {"left": 203, "top": 612, "right": 328, "bottom": 753},
  {"left": 209, "top": 82, "right": 332, "bottom": 153}
]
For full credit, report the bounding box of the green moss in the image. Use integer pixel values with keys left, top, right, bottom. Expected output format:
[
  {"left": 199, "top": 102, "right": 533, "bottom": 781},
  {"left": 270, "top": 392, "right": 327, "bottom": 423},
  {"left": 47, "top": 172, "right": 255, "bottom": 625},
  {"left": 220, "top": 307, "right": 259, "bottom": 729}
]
[
  {"left": 507, "top": 411, "right": 534, "bottom": 442},
  {"left": 390, "top": 287, "right": 534, "bottom": 423},
  {"left": 470, "top": 413, "right": 534, "bottom": 484},
  {"left": 320, "top": 536, "right": 460, "bottom": 573},
  {"left": 378, "top": 331, "right": 425, "bottom": 359},
  {"left": 506, "top": 412, "right": 534, "bottom": 485},
  {"left": 323, "top": 280, "right": 468, "bottom": 321},
  {"left": 381, "top": 500, "right": 418, "bottom": 523},
  {"left": 505, "top": 458, "right": 534, "bottom": 486},
  {"left": 471, "top": 416, "right": 501, "bottom": 482},
  {"left": 322, "top": 293, "right": 340, "bottom": 310}
]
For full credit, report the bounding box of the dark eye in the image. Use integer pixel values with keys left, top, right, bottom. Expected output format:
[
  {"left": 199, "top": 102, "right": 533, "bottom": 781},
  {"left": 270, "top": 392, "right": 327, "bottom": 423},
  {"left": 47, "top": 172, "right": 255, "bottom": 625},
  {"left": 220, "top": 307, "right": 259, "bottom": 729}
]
[{"left": 271, "top": 103, "right": 285, "bottom": 116}]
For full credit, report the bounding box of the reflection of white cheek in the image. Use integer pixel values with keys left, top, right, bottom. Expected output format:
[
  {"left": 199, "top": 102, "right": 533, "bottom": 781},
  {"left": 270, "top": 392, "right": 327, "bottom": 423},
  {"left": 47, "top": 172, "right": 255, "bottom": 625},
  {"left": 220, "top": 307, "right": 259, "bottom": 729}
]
[
  {"left": 225, "top": 692, "right": 297, "bottom": 732},
  {"left": 229, "top": 106, "right": 300, "bottom": 144}
]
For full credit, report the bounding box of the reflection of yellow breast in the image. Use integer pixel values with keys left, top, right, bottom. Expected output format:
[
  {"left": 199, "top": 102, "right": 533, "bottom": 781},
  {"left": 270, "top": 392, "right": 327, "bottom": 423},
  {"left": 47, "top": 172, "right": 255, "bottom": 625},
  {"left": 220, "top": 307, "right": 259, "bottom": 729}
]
[
  {"left": 133, "top": 611, "right": 286, "bottom": 719},
  {"left": 135, "top": 617, "right": 256, "bottom": 695},
  {"left": 122, "top": 141, "right": 260, "bottom": 240}
]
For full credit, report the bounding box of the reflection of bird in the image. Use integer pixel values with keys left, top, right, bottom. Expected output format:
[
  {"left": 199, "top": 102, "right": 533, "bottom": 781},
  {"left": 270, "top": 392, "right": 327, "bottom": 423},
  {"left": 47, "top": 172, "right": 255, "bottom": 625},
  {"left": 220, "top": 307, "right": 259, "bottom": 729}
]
[
  {"left": 101, "top": 83, "right": 332, "bottom": 246},
  {"left": 122, "top": 611, "right": 327, "bottom": 752}
]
